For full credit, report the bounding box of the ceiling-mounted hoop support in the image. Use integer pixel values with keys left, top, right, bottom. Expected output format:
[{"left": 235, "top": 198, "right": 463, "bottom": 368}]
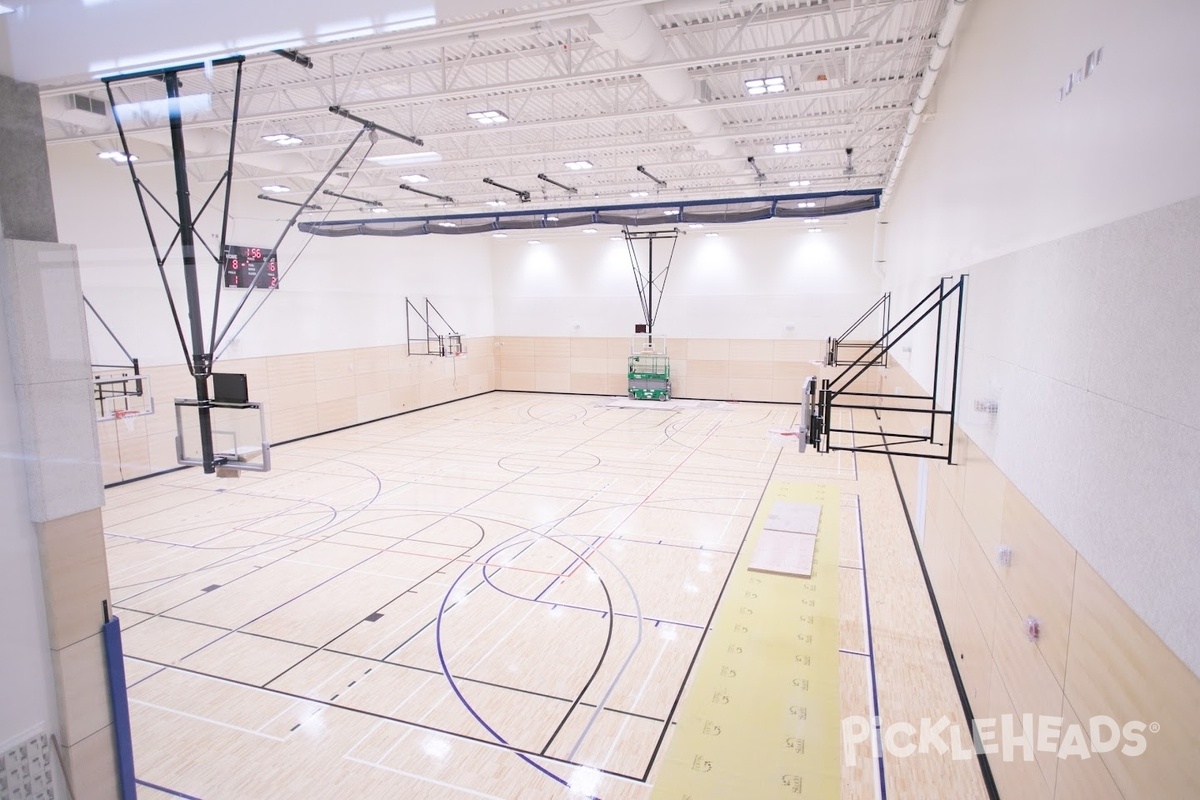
[
  {"left": 808, "top": 276, "right": 967, "bottom": 463},
  {"left": 103, "top": 56, "right": 246, "bottom": 473},
  {"left": 103, "top": 61, "right": 414, "bottom": 473},
  {"left": 623, "top": 227, "right": 681, "bottom": 344}
]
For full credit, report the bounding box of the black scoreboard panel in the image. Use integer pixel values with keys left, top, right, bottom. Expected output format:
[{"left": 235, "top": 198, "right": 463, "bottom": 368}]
[{"left": 223, "top": 245, "right": 279, "bottom": 289}]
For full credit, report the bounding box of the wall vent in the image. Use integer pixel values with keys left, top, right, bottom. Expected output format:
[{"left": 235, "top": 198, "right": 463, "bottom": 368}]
[{"left": 69, "top": 93, "right": 107, "bottom": 116}]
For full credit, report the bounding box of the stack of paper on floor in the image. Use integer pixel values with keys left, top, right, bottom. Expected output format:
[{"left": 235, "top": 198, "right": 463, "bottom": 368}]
[{"left": 748, "top": 501, "right": 822, "bottom": 578}]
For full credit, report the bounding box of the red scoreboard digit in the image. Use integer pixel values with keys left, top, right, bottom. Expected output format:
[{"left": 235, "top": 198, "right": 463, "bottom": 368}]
[{"left": 223, "top": 245, "right": 281, "bottom": 290}]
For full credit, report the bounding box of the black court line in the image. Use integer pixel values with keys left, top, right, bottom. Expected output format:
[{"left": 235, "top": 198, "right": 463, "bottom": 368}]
[
  {"left": 112, "top": 394, "right": 796, "bottom": 790},
  {"left": 880, "top": 426, "right": 1001, "bottom": 800},
  {"left": 854, "top": 494, "right": 888, "bottom": 800},
  {"left": 103, "top": 389, "right": 497, "bottom": 489},
  {"left": 135, "top": 778, "right": 203, "bottom": 799},
  {"left": 638, "top": 446, "right": 783, "bottom": 782},
  {"left": 125, "top": 655, "right": 649, "bottom": 784}
]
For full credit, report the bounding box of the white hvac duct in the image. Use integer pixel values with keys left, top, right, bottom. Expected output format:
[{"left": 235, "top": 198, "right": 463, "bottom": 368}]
[
  {"left": 880, "top": 0, "right": 968, "bottom": 204},
  {"left": 589, "top": 4, "right": 742, "bottom": 170}
]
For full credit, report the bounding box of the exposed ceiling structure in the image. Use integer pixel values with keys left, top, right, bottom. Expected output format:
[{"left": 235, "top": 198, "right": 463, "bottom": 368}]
[{"left": 38, "top": 0, "right": 954, "bottom": 218}]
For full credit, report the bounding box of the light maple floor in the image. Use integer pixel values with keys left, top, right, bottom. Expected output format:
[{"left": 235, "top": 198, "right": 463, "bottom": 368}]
[{"left": 103, "top": 392, "right": 986, "bottom": 799}]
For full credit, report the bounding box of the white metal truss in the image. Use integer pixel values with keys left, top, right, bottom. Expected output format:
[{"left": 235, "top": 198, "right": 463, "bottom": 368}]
[{"left": 39, "top": 0, "right": 949, "bottom": 213}]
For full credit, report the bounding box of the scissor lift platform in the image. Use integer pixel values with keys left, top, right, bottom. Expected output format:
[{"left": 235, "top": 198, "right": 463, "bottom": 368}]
[{"left": 628, "top": 354, "right": 671, "bottom": 400}]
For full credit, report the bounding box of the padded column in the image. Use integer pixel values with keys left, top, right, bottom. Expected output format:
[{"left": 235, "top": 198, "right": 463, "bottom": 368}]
[{"left": 0, "top": 72, "right": 118, "bottom": 799}]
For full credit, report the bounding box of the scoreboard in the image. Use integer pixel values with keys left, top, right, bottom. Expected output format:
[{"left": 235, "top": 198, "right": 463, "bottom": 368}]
[{"left": 223, "top": 245, "right": 279, "bottom": 289}]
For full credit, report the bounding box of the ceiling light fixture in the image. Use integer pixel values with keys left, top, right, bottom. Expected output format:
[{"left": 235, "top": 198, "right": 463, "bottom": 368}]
[
  {"left": 98, "top": 150, "right": 138, "bottom": 163},
  {"left": 804, "top": 218, "right": 820, "bottom": 223},
  {"left": 808, "top": 227, "right": 823, "bottom": 233},
  {"left": 744, "top": 76, "right": 785, "bottom": 95},
  {"left": 797, "top": 201, "right": 816, "bottom": 209},
  {"left": 705, "top": 232, "right": 719, "bottom": 238},
  {"left": 492, "top": 233, "right": 508, "bottom": 238},
  {"left": 564, "top": 160, "right": 593, "bottom": 170},
  {"left": 262, "top": 133, "right": 303, "bottom": 146},
  {"left": 400, "top": 174, "right": 429, "bottom": 183},
  {"left": 582, "top": 228, "right": 597, "bottom": 233},
  {"left": 629, "top": 191, "right": 649, "bottom": 198},
  {"left": 663, "top": 209, "right": 678, "bottom": 216},
  {"left": 260, "top": 184, "right": 290, "bottom": 193},
  {"left": 528, "top": 240, "right": 542, "bottom": 245},
  {"left": 689, "top": 223, "right": 704, "bottom": 229},
  {"left": 437, "top": 221, "right": 457, "bottom": 228},
  {"left": 546, "top": 215, "right": 559, "bottom": 222},
  {"left": 468, "top": 109, "right": 509, "bottom": 125},
  {"left": 487, "top": 200, "right": 507, "bottom": 207},
  {"left": 774, "top": 142, "right": 803, "bottom": 154},
  {"left": 370, "top": 207, "right": 389, "bottom": 214},
  {"left": 799, "top": 179, "right": 811, "bottom": 186},
  {"left": 368, "top": 152, "right": 442, "bottom": 167}
]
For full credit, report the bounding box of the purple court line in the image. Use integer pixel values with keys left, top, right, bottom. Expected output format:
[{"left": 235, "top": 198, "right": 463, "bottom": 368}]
[
  {"left": 136, "top": 779, "right": 203, "bottom": 799},
  {"left": 480, "top": 539, "right": 702, "bottom": 631},
  {"left": 435, "top": 532, "right": 600, "bottom": 799}
]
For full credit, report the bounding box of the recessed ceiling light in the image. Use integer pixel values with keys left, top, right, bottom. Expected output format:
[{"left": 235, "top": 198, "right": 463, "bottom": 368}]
[
  {"left": 564, "top": 160, "right": 593, "bottom": 170},
  {"left": 401, "top": 174, "right": 429, "bottom": 183},
  {"left": 797, "top": 201, "right": 816, "bottom": 209},
  {"left": 789, "top": 180, "right": 800, "bottom": 187},
  {"left": 804, "top": 218, "right": 820, "bottom": 223},
  {"left": 528, "top": 240, "right": 541, "bottom": 245},
  {"left": 437, "top": 221, "right": 457, "bottom": 228},
  {"left": 260, "top": 184, "right": 290, "bottom": 193},
  {"left": 582, "top": 228, "right": 597, "bottom": 233},
  {"left": 808, "top": 227, "right": 823, "bottom": 233},
  {"left": 492, "top": 232, "right": 508, "bottom": 238},
  {"left": 262, "top": 133, "right": 303, "bottom": 146},
  {"left": 367, "top": 152, "right": 442, "bottom": 166},
  {"left": 98, "top": 150, "right": 138, "bottom": 163},
  {"left": 705, "top": 232, "right": 719, "bottom": 238},
  {"left": 468, "top": 109, "right": 509, "bottom": 124},
  {"left": 629, "top": 191, "right": 649, "bottom": 198},
  {"left": 487, "top": 200, "right": 507, "bottom": 207},
  {"left": 774, "top": 142, "right": 803, "bottom": 154},
  {"left": 546, "top": 215, "right": 559, "bottom": 222},
  {"left": 799, "top": 179, "right": 811, "bottom": 186},
  {"left": 610, "top": 236, "right": 623, "bottom": 241},
  {"left": 688, "top": 223, "right": 704, "bottom": 229},
  {"left": 663, "top": 209, "right": 678, "bottom": 216},
  {"left": 745, "top": 76, "right": 785, "bottom": 95}
]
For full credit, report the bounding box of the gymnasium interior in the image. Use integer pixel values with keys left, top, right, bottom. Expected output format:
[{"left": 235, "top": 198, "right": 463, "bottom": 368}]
[{"left": 1, "top": 1, "right": 1197, "bottom": 798}]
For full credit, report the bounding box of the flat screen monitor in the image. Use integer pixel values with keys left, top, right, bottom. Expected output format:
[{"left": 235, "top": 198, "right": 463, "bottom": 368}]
[{"left": 211, "top": 372, "right": 249, "bottom": 405}]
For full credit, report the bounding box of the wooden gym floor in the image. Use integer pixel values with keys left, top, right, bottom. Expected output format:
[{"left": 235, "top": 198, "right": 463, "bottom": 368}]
[{"left": 102, "top": 392, "right": 985, "bottom": 799}]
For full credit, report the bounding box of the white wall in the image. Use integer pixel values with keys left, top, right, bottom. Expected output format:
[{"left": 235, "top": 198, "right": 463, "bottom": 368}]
[
  {"left": 492, "top": 212, "right": 882, "bottom": 339},
  {"left": 48, "top": 142, "right": 494, "bottom": 367},
  {"left": 883, "top": 0, "right": 1200, "bottom": 673}
]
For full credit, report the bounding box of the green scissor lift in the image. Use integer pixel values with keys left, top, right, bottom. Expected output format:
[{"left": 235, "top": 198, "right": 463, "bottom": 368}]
[{"left": 627, "top": 353, "right": 671, "bottom": 400}]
